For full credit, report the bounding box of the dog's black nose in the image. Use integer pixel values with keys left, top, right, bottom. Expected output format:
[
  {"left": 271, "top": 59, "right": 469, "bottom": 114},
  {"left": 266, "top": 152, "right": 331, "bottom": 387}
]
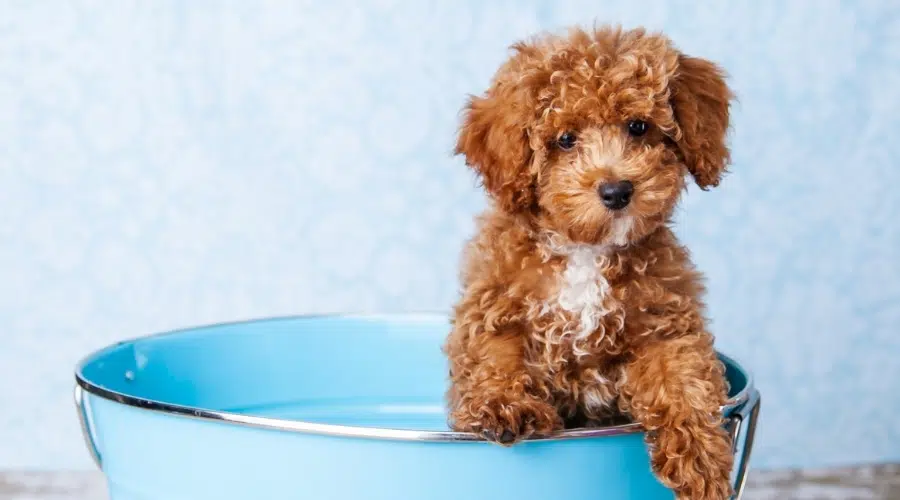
[{"left": 599, "top": 181, "right": 634, "bottom": 210}]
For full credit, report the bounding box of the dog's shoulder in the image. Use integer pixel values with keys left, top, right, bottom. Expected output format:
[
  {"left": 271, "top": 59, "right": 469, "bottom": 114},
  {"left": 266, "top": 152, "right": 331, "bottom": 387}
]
[
  {"left": 624, "top": 226, "right": 707, "bottom": 303},
  {"left": 460, "top": 208, "right": 552, "bottom": 292}
]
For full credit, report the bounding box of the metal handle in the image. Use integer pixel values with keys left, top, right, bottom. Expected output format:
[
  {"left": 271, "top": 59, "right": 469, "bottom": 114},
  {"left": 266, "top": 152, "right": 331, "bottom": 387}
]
[
  {"left": 74, "top": 384, "right": 103, "bottom": 470},
  {"left": 728, "top": 390, "right": 761, "bottom": 500}
]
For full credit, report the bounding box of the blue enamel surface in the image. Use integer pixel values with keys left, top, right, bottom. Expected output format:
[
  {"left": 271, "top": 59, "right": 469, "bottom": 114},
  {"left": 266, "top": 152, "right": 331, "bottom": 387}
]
[{"left": 78, "top": 314, "right": 752, "bottom": 499}]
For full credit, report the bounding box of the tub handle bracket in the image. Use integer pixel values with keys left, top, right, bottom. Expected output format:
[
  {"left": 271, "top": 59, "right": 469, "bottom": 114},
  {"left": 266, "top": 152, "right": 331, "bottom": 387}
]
[
  {"left": 729, "top": 390, "right": 761, "bottom": 499},
  {"left": 74, "top": 384, "right": 103, "bottom": 470}
]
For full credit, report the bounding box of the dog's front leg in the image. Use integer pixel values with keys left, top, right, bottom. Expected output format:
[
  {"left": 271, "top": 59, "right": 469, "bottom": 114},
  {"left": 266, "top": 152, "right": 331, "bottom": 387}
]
[
  {"left": 618, "top": 333, "right": 734, "bottom": 500},
  {"left": 445, "top": 321, "right": 562, "bottom": 445}
]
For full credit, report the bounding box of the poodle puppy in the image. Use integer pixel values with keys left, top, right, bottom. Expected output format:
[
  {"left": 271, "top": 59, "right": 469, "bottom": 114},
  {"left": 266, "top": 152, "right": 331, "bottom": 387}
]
[{"left": 444, "top": 26, "right": 735, "bottom": 499}]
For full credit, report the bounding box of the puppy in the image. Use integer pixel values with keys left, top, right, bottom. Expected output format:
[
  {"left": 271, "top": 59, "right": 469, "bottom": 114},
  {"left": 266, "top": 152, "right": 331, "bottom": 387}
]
[{"left": 444, "top": 26, "right": 735, "bottom": 499}]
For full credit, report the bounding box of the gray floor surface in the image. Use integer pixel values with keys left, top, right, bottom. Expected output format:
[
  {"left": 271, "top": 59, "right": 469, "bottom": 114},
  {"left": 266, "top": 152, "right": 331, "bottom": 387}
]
[{"left": 1, "top": 464, "right": 898, "bottom": 499}]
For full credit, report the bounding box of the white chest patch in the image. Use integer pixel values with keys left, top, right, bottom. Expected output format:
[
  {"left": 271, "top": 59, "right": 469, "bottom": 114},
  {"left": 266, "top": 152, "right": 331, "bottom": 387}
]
[
  {"left": 541, "top": 217, "right": 633, "bottom": 342},
  {"left": 556, "top": 244, "right": 611, "bottom": 340}
]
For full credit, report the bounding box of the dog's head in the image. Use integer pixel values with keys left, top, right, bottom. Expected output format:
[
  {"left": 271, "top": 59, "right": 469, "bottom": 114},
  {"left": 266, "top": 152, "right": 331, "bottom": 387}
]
[{"left": 456, "top": 26, "right": 733, "bottom": 246}]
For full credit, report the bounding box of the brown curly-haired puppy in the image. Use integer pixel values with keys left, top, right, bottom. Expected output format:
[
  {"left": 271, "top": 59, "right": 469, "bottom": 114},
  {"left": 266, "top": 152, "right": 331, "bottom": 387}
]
[{"left": 444, "top": 25, "right": 735, "bottom": 499}]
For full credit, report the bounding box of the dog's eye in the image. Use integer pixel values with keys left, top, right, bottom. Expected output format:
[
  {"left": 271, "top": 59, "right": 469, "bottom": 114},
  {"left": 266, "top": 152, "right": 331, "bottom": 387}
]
[
  {"left": 627, "top": 120, "right": 649, "bottom": 137},
  {"left": 556, "top": 132, "right": 577, "bottom": 150}
]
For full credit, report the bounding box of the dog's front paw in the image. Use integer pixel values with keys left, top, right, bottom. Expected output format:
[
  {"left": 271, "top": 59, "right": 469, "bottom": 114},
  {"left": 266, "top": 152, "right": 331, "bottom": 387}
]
[
  {"left": 453, "top": 393, "right": 562, "bottom": 445},
  {"left": 653, "top": 425, "right": 734, "bottom": 500},
  {"left": 673, "top": 476, "right": 732, "bottom": 500}
]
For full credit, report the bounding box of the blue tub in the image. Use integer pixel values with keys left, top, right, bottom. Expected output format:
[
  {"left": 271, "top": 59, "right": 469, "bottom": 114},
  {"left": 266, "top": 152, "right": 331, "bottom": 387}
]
[{"left": 74, "top": 314, "right": 760, "bottom": 499}]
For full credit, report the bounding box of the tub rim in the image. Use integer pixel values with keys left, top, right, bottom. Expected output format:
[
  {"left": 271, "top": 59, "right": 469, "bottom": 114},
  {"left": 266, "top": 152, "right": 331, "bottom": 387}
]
[{"left": 74, "top": 312, "right": 755, "bottom": 444}]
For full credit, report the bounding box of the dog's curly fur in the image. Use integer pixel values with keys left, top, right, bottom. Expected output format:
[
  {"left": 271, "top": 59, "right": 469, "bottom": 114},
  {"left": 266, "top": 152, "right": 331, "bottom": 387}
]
[{"left": 444, "top": 25, "right": 735, "bottom": 499}]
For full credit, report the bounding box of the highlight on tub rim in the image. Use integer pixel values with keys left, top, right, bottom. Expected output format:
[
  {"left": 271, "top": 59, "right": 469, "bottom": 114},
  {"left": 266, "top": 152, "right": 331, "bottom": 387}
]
[{"left": 73, "top": 312, "right": 759, "bottom": 444}]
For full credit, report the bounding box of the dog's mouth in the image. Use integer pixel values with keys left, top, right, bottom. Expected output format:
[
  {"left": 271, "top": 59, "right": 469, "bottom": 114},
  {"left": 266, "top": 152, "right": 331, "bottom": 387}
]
[{"left": 602, "top": 214, "right": 634, "bottom": 247}]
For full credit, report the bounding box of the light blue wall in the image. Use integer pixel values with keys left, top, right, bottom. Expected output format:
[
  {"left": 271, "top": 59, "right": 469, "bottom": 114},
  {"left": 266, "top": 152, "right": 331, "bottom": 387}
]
[{"left": 1, "top": 1, "right": 898, "bottom": 470}]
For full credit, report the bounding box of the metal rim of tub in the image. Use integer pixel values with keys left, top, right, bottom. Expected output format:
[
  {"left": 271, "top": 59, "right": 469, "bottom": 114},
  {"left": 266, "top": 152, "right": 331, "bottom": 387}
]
[{"left": 73, "top": 312, "right": 761, "bottom": 497}]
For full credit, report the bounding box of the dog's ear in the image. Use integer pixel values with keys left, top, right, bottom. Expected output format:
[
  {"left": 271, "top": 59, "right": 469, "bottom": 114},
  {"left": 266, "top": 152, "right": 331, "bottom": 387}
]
[
  {"left": 669, "top": 54, "right": 734, "bottom": 190},
  {"left": 455, "top": 87, "right": 535, "bottom": 212}
]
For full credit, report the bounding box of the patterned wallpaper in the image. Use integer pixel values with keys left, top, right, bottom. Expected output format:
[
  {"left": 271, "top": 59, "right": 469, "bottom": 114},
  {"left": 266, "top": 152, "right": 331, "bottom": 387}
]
[{"left": 1, "top": 0, "right": 898, "bottom": 470}]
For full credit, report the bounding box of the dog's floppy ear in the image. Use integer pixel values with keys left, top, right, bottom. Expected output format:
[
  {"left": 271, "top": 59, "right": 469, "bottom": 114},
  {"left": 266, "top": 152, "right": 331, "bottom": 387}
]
[
  {"left": 455, "top": 87, "right": 535, "bottom": 213},
  {"left": 669, "top": 54, "right": 734, "bottom": 190}
]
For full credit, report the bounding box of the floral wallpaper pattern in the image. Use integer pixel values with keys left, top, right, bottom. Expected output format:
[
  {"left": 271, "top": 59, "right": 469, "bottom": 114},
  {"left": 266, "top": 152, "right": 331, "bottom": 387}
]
[{"left": 1, "top": 0, "right": 898, "bottom": 469}]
